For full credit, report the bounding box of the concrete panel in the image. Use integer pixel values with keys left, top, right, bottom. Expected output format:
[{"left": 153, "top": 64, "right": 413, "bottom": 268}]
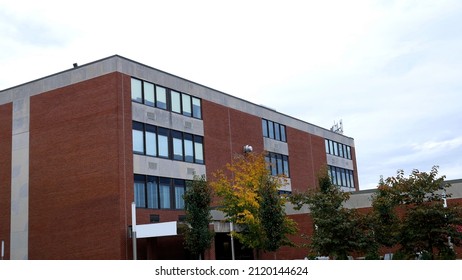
[
  {"left": 344, "top": 191, "right": 374, "bottom": 209},
  {"left": 0, "top": 90, "right": 12, "bottom": 105},
  {"left": 285, "top": 202, "right": 310, "bottom": 215},
  {"left": 11, "top": 137, "right": 30, "bottom": 259},
  {"left": 132, "top": 102, "right": 204, "bottom": 135},
  {"left": 1, "top": 56, "right": 118, "bottom": 104},
  {"left": 447, "top": 180, "right": 462, "bottom": 198},
  {"left": 133, "top": 154, "right": 206, "bottom": 180},
  {"left": 264, "top": 138, "right": 289, "bottom": 155},
  {"left": 326, "top": 154, "right": 354, "bottom": 170},
  {"left": 279, "top": 178, "right": 292, "bottom": 193},
  {"left": 9, "top": 231, "right": 28, "bottom": 260},
  {"left": 10, "top": 96, "right": 29, "bottom": 260}
]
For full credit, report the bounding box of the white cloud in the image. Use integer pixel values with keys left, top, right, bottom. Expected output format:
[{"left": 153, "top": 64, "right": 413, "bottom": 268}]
[{"left": 412, "top": 137, "right": 462, "bottom": 153}]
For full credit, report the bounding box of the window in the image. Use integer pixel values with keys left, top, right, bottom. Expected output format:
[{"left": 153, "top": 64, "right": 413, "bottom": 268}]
[
  {"left": 150, "top": 214, "right": 160, "bottom": 223},
  {"left": 348, "top": 170, "right": 354, "bottom": 188},
  {"left": 280, "top": 125, "right": 286, "bottom": 142},
  {"left": 328, "top": 165, "right": 355, "bottom": 189},
  {"left": 159, "top": 177, "right": 171, "bottom": 209},
  {"left": 338, "top": 143, "right": 344, "bottom": 158},
  {"left": 134, "top": 175, "right": 146, "bottom": 208},
  {"left": 156, "top": 85, "right": 167, "bottom": 109},
  {"left": 266, "top": 152, "right": 290, "bottom": 177},
  {"left": 268, "top": 120, "right": 274, "bottom": 139},
  {"left": 262, "top": 119, "right": 268, "bottom": 137},
  {"left": 282, "top": 155, "right": 290, "bottom": 177},
  {"left": 131, "top": 78, "right": 202, "bottom": 119},
  {"left": 192, "top": 97, "right": 201, "bottom": 119},
  {"left": 325, "top": 139, "right": 352, "bottom": 160},
  {"left": 274, "top": 123, "right": 281, "bottom": 141},
  {"left": 134, "top": 175, "right": 189, "bottom": 210},
  {"left": 270, "top": 155, "right": 277, "bottom": 175},
  {"left": 330, "top": 166, "right": 337, "bottom": 186},
  {"left": 172, "top": 130, "right": 184, "bottom": 161},
  {"left": 174, "top": 179, "right": 185, "bottom": 209},
  {"left": 131, "top": 78, "right": 143, "bottom": 103},
  {"left": 262, "top": 119, "right": 287, "bottom": 142},
  {"left": 184, "top": 133, "right": 194, "bottom": 163},
  {"left": 340, "top": 168, "right": 346, "bottom": 187},
  {"left": 145, "top": 125, "right": 157, "bottom": 156},
  {"left": 146, "top": 176, "right": 158, "bottom": 209},
  {"left": 194, "top": 136, "right": 204, "bottom": 164},
  {"left": 132, "top": 122, "right": 144, "bottom": 154},
  {"left": 171, "top": 90, "right": 181, "bottom": 113},
  {"left": 132, "top": 122, "right": 204, "bottom": 164},
  {"left": 346, "top": 146, "right": 352, "bottom": 160},
  {"left": 182, "top": 93, "right": 192, "bottom": 117},
  {"left": 276, "top": 154, "right": 283, "bottom": 175},
  {"left": 157, "top": 127, "right": 169, "bottom": 158},
  {"left": 144, "top": 82, "right": 155, "bottom": 107}
]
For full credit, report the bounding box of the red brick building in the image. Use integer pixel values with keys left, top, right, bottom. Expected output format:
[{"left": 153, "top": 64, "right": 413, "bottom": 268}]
[{"left": 0, "top": 55, "right": 359, "bottom": 259}]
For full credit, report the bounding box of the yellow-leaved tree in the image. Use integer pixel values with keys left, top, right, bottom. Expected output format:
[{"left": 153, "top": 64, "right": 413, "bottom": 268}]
[{"left": 211, "top": 152, "right": 297, "bottom": 259}]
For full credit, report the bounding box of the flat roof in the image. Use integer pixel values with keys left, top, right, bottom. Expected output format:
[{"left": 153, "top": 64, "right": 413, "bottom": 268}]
[{"left": 0, "top": 55, "right": 355, "bottom": 145}]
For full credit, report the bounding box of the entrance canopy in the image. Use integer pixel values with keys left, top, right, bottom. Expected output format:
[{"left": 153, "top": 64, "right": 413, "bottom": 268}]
[{"left": 135, "top": 221, "right": 177, "bottom": 238}]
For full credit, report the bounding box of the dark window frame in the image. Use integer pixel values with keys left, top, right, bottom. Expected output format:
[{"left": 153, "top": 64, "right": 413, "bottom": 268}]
[
  {"left": 328, "top": 165, "right": 355, "bottom": 189},
  {"left": 132, "top": 121, "right": 205, "bottom": 164},
  {"left": 131, "top": 78, "right": 144, "bottom": 103},
  {"left": 262, "top": 118, "right": 287, "bottom": 143},
  {"left": 191, "top": 97, "right": 202, "bottom": 119},
  {"left": 131, "top": 77, "right": 202, "bottom": 120},
  {"left": 155, "top": 85, "right": 168, "bottom": 110},
  {"left": 132, "top": 121, "right": 145, "bottom": 155},
  {"left": 325, "top": 139, "right": 353, "bottom": 160},
  {"left": 134, "top": 175, "right": 188, "bottom": 210},
  {"left": 266, "top": 152, "right": 290, "bottom": 177}
]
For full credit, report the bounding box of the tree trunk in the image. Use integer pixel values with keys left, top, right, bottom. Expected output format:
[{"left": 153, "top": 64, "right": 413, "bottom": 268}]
[{"left": 253, "top": 249, "right": 261, "bottom": 260}]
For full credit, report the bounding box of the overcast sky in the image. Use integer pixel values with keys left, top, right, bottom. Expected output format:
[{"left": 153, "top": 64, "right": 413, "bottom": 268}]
[{"left": 1, "top": 0, "right": 461, "bottom": 190}]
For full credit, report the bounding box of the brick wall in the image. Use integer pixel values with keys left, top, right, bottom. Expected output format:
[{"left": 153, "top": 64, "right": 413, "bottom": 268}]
[
  {"left": 287, "top": 127, "right": 327, "bottom": 193},
  {"left": 28, "top": 72, "right": 132, "bottom": 259},
  {"left": 0, "top": 103, "right": 12, "bottom": 260}
]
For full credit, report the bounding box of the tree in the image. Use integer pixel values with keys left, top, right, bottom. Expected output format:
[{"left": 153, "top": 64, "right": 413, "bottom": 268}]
[
  {"left": 369, "top": 177, "right": 401, "bottom": 251},
  {"left": 259, "top": 174, "right": 298, "bottom": 256},
  {"left": 371, "top": 166, "right": 462, "bottom": 259},
  {"left": 183, "top": 174, "right": 214, "bottom": 259},
  {"left": 291, "top": 168, "right": 371, "bottom": 259},
  {"left": 211, "top": 152, "right": 297, "bottom": 258}
]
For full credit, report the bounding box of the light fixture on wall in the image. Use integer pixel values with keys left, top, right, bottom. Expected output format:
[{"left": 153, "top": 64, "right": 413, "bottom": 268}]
[{"left": 243, "top": 145, "right": 253, "bottom": 153}]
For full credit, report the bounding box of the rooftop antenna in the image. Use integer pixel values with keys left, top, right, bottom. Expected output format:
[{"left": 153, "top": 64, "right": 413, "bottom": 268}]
[{"left": 330, "top": 119, "right": 343, "bottom": 134}]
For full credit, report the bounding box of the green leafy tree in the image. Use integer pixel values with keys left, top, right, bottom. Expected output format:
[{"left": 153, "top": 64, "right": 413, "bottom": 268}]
[
  {"left": 372, "top": 166, "right": 462, "bottom": 259},
  {"left": 183, "top": 175, "right": 214, "bottom": 259},
  {"left": 369, "top": 177, "right": 401, "bottom": 251},
  {"left": 292, "top": 169, "right": 370, "bottom": 259},
  {"left": 211, "top": 152, "right": 297, "bottom": 258},
  {"left": 259, "top": 174, "right": 297, "bottom": 256}
]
